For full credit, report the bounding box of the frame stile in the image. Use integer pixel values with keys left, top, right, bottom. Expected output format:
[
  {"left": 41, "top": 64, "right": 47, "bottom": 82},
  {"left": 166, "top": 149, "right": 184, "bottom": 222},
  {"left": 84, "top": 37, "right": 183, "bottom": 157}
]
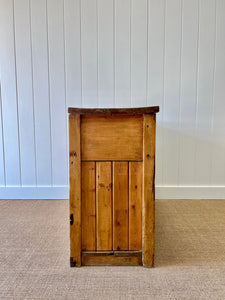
[
  {"left": 69, "top": 113, "right": 81, "bottom": 266},
  {"left": 142, "top": 114, "right": 156, "bottom": 267}
]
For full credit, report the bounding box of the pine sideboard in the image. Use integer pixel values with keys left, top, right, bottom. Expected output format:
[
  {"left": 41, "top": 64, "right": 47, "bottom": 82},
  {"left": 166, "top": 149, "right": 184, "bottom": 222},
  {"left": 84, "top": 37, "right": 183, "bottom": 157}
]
[{"left": 68, "top": 106, "right": 159, "bottom": 267}]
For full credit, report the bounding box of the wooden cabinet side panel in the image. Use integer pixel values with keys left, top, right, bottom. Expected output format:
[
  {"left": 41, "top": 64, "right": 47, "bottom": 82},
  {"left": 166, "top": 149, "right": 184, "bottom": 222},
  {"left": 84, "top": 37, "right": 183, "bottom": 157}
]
[
  {"left": 81, "top": 162, "right": 96, "bottom": 251},
  {"left": 96, "top": 162, "right": 112, "bottom": 250},
  {"left": 129, "top": 162, "right": 142, "bottom": 250},
  {"left": 69, "top": 114, "right": 81, "bottom": 266},
  {"left": 81, "top": 115, "right": 143, "bottom": 161},
  {"left": 113, "top": 162, "right": 129, "bottom": 250},
  {"left": 142, "top": 114, "right": 156, "bottom": 267}
]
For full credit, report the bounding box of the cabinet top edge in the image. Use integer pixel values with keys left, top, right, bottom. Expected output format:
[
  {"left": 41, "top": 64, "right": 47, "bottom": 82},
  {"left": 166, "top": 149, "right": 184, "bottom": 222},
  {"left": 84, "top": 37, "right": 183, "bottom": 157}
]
[{"left": 68, "top": 106, "right": 159, "bottom": 115}]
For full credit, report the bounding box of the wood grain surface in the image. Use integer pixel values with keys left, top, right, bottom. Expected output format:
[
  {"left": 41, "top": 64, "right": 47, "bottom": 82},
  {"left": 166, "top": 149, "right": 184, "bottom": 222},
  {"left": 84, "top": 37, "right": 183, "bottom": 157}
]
[
  {"left": 142, "top": 114, "right": 156, "bottom": 267},
  {"left": 129, "top": 161, "right": 142, "bottom": 250},
  {"left": 113, "top": 162, "right": 129, "bottom": 250},
  {"left": 81, "top": 162, "right": 96, "bottom": 251},
  {"left": 96, "top": 162, "right": 112, "bottom": 250},
  {"left": 81, "top": 115, "right": 143, "bottom": 161},
  {"left": 69, "top": 114, "right": 81, "bottom": 266}
]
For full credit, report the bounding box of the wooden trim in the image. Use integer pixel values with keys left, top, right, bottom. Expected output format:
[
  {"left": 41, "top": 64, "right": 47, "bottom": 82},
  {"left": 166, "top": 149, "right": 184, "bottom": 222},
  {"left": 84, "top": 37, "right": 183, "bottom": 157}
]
[
  {"left": 68, "top": 106, "right": 159, "bottom": 115},
  {"left": 69, "top": 114, "right": 81, "bottom": 267},
  {"left": 81, "top": 160, "right": 143, "bottom": 162},
  {"left": 81, "top": 251, "right": 142, "bottom": 266},
  {"left": 82, "top": 250, "right": 141, "bottom": 256},
  {"left": 142, "top": 114, "right": 156, "bottom": 268}
]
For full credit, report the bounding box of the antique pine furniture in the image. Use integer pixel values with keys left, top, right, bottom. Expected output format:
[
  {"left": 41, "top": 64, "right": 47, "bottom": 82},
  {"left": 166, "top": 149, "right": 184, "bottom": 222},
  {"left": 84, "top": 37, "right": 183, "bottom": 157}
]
[{"left": 68, "top": 106, "right": 159, "bottom": 267}]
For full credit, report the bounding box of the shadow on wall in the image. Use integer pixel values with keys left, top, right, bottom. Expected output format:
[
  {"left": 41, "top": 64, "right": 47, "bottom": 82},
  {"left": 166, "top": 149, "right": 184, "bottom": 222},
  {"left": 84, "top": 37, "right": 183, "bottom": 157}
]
[{"left": 155, "top": 123, "right": 225, "bottom": 186}]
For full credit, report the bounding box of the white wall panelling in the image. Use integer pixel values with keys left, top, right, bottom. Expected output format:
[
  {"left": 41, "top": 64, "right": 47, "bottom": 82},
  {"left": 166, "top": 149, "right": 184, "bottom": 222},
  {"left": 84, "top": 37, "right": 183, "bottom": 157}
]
[
  {"left": 0, "top": 84, "right": 5, "bottom": 186},
  {"left": 131, "top": 0, "right": 148, "bottom": 107},
  {"left": 211, "top": 0, "right": 225, "bottom": 185},
  {"left": 81, "top": 0, "right": 98, "bottom": 107},
  {"left": 195, "top": 0, "right": 216, "bottom": 186},
  {"left": 178, "top": 0, "right": 198, "bottom": 186},
  {"left": 1, "top": 0, "right": 225, "bottom": 199},
  {"left": 30, "top": 0, "right": 52, "bottom": 185},
  {"left": 64, "top": 0, "right": 82, "bottom": 108},
  {"left": 115, "top": 0, "right": 131, "bottom": 107},
  {"left": 14, "top": 0, "right": 36, "bottom": 185},
  {"left": 0, "top": 0, "right": 21, "bottom": 186},
  {"left": 98, "top": 0, "right": 114, "bottom": 108},
  {"left": 163, "top": 0, "right": 182, "bottom": 186},
  {"left": 47, "top": 0, "right": 68, "bottom": 185}
]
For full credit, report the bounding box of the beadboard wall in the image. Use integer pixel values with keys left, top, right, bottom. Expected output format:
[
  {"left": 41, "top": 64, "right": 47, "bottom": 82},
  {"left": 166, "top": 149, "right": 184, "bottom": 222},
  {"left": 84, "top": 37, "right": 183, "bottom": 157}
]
[{"left": 0, "top": 0, "right": 225, "bottom": 199}]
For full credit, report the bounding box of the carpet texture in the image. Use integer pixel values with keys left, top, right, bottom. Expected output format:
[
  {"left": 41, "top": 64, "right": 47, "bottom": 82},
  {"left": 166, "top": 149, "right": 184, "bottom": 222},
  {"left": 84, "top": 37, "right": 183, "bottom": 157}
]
[{"left": 0, "top": 200, "right": 224, "bottom": 300}]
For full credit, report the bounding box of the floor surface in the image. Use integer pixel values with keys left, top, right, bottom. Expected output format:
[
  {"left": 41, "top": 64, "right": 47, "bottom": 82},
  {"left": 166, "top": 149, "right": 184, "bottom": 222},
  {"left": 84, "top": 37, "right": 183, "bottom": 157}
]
[{"left": 0, "top": 199, "right": 225, "bottom": 299}]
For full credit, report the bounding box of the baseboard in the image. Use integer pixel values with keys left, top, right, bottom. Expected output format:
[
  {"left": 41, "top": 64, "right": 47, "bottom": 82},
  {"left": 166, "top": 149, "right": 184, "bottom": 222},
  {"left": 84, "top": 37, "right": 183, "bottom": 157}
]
[
  {"left": 0, "top": 186, "right": 69, "bottom": 199},
  {"left": 0, "top": 186, "right": 225, "bottom": 200},
  {"left": 156, "top": 186, "right": 225, "bottom": 199}
]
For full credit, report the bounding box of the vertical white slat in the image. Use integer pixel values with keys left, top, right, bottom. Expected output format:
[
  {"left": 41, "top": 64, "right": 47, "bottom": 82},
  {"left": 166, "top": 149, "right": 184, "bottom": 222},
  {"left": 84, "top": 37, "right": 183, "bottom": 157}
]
[
  {"left": 211, "top": 0, "right": 225, "bottom": 185},
  {"left": 147, "top": 0, "right": 165, "bottom": 186},
  {"left": 64, "top": 0, "right": 82, "bottom": 108},
  {"left": 178, "top": 0, "right": 198, "bottom": 185},
  {"left": 147, "top": 0, "right": 165, "bottom": 120},
  {"left": 81, "top": 0, "right": 98, "bottom": 107},
  {"left": 0, "top": 85, "right": 5, "bottom": 186},
  {"left": 195, "top": 0, "right": 216, "bottom": 185},
  {"left": 163, "top": 0, "right": 182, "bottom": 185},
  {"left": 115, "top": 0, "right": 131, "bottom": 107},
  {"left": 14, "top": 0, "right": 36, "bottom": 185},
  {"left": 131, "top": 0, "right": 147, "bottom": 107},
  {"left": 47, "top": 0, "right": 67, "bottom": 185},
  {"left": 0, "top": 0, "right": 21, "bottom": 186},
  {"left": 98, "top": 0, "right": 114, "bottom": 108},
  {"left": 30, "top": 0, "right": 52, "bottom": 186}
]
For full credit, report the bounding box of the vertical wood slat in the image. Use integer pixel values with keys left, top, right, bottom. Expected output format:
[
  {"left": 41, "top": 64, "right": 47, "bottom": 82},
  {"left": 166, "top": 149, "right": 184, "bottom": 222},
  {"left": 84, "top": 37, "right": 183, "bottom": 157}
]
[
  {"left": 113, "top": 162, "right": 129, "bottom": 250},
  {"left": 96, "top": 162, "right": 112, "bottom": 250},
  {"left": 14, "top": 0, "right": 36, "bottom": 185},
  {"left": 69, "top": 114, "right": 81, "bottom": 266},
  {"left": 0, "top": 0, "right": 21, "bottom": 185},
  {"left": 142, "top": 114, "right": 156, "bottom": 267},
  {"left": 30, "top": 0, "right": 52, "bottom": 186},
  {"left": 81, "top": 161, "right": 96, "bottom": 251},
  {"left": 129, "top": 162, "right": 142, "bottom": 250},
  {"left": 47, "top": 0, "right": 67, "bottom": 185}
]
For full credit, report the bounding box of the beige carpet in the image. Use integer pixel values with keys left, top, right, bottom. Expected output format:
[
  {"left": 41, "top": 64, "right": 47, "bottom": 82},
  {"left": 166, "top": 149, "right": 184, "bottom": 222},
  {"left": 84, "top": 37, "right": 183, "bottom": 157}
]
[{"left": 0, "top": 200, "right": 224, "bottom": 300}]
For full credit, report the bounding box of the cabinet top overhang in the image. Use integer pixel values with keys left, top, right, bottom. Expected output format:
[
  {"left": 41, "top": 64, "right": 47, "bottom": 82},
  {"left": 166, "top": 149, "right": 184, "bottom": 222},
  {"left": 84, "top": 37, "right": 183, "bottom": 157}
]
[{"left": 68, "top": 106, "right": 159, "bottom": 115}]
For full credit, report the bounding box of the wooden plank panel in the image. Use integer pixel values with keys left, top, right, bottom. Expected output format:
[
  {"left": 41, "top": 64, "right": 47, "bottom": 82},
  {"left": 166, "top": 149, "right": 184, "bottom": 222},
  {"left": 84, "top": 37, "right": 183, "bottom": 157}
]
[
  {"left": 96, "top": 162, "right": 112, "bottom": 250},
  {"left": 129, "top": 162, "right": 142, "bottom": 250},
  {"left": 14, "top": 0, "right": 36, "bottom": 185},
  {"left": 47, "top": 0, "right": 67, "bottom": 185},
  {"left": 0, "top": 0, "right": 21, "bottom": 185},
  {"left": 64, "top": 0, "right": 82, "bottom": 107},
  {"left": 82, "top": 251, "right": 142, "bottom": 266},
  {"left": 131, "top": 0, "right": 147, "bottom": 107},
  {"left": 69, "top": 114, "right": 81, "bottom": 267},
  {"left": 0, "top": 85, "right": 5, "bottom": 186},
  {"left": 113, "top": 162, "right": 129, "bottom": 250},
  {"left": 195, "top": 0, "right": 216, "bottom": 185},
  {"left": 81, "top": 115, "right": 143, "bottom": 161},
  {"left": 30, "top": 0, "right": 52, "bottom": 185},
  {"left": 115, "top": 0, "right": 131, "bottom": 107},
  {"left": 81, "top": 162, "right": 96, "bottom": 251},
  {"left": 211, "top": 0, "right": 225, "bottom": 185},
  {"left": 147, "top": 0, "right": 165, "bottom": 187},
  {"left": 163, "top": 0, "right": 182, "bottom": 185},
  {"left": 142, "top": 114, "right": 156, "bottom": 267},
  {"left": 179, "top": 0, "right": 198, "bottom": 186},
  {"left": 98, "top": 0, "right": 114, "bottom": 107},
  {"left": 81, "top": 0, "right": 98, "bottom": 107}
]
